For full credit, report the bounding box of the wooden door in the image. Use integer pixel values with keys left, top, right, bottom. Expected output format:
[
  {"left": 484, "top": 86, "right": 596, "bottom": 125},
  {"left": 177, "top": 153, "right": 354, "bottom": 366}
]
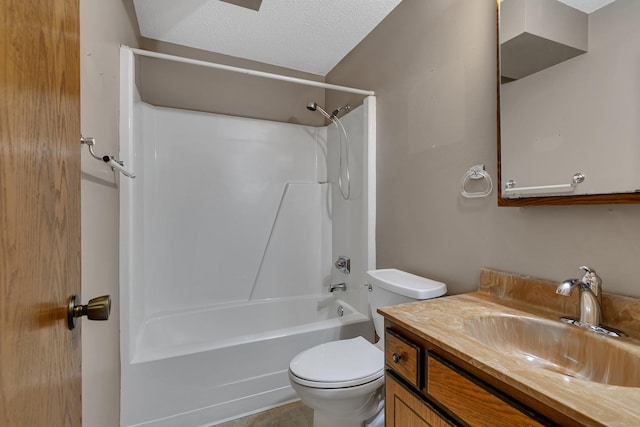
[{"left": 0, "top": 0, "right": 81, "bottom": 426}]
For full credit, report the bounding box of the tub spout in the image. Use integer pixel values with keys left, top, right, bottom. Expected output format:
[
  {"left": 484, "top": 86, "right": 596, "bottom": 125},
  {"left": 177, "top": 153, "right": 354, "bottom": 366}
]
[{"left": 329, "top": 283, "right": 347, "bottom": 292}]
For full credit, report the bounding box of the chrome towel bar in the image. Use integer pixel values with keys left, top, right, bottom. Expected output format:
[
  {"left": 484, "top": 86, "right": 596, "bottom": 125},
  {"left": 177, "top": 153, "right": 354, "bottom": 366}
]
[{"left": 504, "top": 173, "right": 585, "bottom": 198}]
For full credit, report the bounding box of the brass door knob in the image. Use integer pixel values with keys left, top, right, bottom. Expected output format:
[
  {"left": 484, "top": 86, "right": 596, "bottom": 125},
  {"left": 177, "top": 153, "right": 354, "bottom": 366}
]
[{"left": 67, "top": 294, "right": 111, "bottom": 330}]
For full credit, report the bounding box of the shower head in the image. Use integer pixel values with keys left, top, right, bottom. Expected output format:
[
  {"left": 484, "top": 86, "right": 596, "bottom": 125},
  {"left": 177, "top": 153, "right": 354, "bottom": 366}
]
[{"left": 306, "top": 101, "right": 333, "bottom": 120}]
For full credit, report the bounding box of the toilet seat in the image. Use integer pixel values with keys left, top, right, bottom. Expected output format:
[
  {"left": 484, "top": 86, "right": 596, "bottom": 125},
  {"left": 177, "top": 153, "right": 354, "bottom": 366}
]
[
  {"left": 289, "top": 369, "right": 384, "bottom": 389},
  {"left": 289, "top": 337, "right": 384, "bottom": 389}
]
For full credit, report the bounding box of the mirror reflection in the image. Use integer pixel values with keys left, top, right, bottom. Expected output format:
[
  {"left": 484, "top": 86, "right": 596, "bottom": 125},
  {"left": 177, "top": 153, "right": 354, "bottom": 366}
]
[{"left": 499, "top": 0, "right": 640, "bottom": 199}]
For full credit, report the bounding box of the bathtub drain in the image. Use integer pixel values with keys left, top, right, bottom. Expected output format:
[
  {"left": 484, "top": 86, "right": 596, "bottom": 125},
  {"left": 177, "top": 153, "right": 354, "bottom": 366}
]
[{"left": 337, "top": 305, "right": 344, "bottom": 317}]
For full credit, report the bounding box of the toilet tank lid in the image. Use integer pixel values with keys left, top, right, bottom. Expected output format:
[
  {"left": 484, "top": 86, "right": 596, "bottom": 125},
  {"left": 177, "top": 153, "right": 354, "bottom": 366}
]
[{"left": 366, "top": 269, "right": 447, "bottom": 299}]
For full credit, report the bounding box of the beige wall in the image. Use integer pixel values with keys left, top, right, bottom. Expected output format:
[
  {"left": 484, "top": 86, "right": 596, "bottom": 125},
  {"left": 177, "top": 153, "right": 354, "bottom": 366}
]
[
  {"left": 80, "top": 1, "right": 139, "bottom": 426},
  {"left": 139, "top": 39, "right": 326, "bottom": 126},
  {"left": 326, "top": 0, "right": 640, "bottom": 298}
]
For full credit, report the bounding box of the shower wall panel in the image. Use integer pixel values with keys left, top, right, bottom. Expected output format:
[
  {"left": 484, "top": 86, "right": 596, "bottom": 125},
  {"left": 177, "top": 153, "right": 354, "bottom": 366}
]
[{"left": 136, "top": 104, "right": 331, "bottom": 316}]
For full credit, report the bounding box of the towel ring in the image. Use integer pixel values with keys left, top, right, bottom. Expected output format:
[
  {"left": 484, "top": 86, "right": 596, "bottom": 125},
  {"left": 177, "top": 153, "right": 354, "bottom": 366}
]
[{"left": 461, "top": 164, "right": 493, "bottom": 198}]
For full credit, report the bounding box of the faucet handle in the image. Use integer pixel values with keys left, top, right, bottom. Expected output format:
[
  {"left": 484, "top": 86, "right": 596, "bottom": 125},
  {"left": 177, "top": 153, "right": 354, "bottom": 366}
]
[{"left": 579, "top": 266, "right": 601, "bottom": 293}]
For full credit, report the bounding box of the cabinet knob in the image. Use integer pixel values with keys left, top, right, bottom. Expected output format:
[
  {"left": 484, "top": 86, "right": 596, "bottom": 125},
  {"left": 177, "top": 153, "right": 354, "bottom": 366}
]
[
  {"left": 392, "top": 353, "right": 402, "bottom": 363},
  {"left": 67, "top": 294, "right": 111, "bottom": 330}
]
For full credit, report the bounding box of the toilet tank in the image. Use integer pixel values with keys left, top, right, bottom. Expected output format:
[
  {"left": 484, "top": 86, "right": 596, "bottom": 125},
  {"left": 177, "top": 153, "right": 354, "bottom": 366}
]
[{"left": 366, "top": 269, "right": 447, "bottom": 347}]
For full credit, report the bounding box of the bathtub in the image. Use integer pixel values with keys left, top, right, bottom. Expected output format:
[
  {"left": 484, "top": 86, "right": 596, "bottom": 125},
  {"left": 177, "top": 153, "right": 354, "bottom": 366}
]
[{"left": 121, "top": 295, "right": 373, "bottom": 427}]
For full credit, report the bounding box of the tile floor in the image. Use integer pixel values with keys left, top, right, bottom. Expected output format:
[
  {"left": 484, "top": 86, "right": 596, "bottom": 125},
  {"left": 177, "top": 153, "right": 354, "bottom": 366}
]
[{"left": 215, "top": 401, "right": 313, "bottom": 427}]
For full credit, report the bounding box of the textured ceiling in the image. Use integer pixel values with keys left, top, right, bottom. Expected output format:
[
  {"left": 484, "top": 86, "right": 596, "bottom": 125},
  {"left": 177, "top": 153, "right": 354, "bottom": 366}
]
[{"left": 133, "top": 0, "right": 403, "bottom": 76}]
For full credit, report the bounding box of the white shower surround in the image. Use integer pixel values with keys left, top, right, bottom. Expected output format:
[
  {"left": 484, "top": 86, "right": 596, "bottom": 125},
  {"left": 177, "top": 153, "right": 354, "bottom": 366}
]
[
  {"left": 119, "top": 49, "right": 376, "bottom": 426},
  {"left": 134, "top": 104, "right": 332, "bottom": 317}
]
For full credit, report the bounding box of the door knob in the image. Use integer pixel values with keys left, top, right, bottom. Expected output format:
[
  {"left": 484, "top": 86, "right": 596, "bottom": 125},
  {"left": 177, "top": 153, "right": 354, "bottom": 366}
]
[{"left": 67, "top": 294, "right": 111, "bottom": 330}]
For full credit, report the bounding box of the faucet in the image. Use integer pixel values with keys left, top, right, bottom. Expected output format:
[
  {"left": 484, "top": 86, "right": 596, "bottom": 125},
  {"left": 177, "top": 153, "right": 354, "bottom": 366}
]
[
  {"left": 329, "top": 283, "right": 347, "bottom": 293},
  {"left": 556, "top": 266, "right": 602, "bottom": 327}
]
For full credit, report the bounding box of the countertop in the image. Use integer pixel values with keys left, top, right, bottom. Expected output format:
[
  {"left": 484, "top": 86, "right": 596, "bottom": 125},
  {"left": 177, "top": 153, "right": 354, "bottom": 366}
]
[{"left": 378, "top": 269, "right": 640, "bottom": 427}]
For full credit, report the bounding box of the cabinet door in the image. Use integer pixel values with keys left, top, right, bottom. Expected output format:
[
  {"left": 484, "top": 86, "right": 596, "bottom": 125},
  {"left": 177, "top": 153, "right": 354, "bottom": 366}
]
[{"left": 386, "top": 373, "right": 452, "bottom": 427}]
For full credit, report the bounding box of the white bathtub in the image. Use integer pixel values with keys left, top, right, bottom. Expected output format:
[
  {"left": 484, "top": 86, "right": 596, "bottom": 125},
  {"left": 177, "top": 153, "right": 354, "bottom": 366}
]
[
  {"left": 134, "top": 295, "right": 368, "bottom": 363},
  {"left": 121, "top": 295, "right": 373, "bottom": 426}
]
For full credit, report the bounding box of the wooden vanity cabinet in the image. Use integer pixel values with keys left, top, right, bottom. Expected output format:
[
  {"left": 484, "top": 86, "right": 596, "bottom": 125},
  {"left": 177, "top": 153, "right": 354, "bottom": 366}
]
[{"left": 384, "top": 321, "right": 581, "bottom": 427}]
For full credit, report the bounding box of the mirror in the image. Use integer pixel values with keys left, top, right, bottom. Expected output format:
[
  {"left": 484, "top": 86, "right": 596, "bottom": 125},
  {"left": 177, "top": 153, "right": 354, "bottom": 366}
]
[{"left": 498, "top": 0, "right": 640, "bottom": 205}]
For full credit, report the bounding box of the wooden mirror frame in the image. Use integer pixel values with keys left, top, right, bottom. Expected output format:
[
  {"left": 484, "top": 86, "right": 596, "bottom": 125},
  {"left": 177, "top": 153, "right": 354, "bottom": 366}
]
[{"left": 495, "top": 1, "right": 640, "bottom": 207}]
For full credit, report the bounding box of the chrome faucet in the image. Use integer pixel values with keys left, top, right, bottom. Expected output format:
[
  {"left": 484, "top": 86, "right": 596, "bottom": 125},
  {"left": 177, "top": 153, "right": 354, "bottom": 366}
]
[
  {"left": 329, "top": 283, "right": 347, "bottom": 293},
  {"left": 556, "top": 266, "right": 602, "bottom": 327}
]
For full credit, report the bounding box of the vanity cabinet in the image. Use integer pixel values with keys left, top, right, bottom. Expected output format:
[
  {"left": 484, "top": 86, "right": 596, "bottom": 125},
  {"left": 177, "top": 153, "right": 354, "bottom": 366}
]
[{"left": 384, "top": 323, "right": 576, "bottom": 427}]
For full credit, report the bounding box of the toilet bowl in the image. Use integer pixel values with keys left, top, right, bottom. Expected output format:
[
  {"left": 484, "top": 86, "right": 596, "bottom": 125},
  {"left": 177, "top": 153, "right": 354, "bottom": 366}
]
[
  {"left": 288, "top": 269, "right": 447, "bottom": 426},
  {"left": 289, "top": 337, "right": 384, "bottom": 427}
]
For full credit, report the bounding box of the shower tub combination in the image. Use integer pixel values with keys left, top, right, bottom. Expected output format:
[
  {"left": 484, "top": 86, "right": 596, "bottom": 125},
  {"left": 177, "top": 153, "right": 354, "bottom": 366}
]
[{"left": 119, "top": 48, "right": 376, "bottom": 426}]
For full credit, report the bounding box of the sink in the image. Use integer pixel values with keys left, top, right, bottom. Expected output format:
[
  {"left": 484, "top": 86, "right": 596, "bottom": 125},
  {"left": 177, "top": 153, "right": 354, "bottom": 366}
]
[{"left": 464, "top": 314, "right": 640, "bottom": 387}]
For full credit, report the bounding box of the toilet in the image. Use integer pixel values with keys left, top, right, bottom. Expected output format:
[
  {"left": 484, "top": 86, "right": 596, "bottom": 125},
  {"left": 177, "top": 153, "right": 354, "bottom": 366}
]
[{"left": 288, "top": 268, "right": 447, "bottom": 427}]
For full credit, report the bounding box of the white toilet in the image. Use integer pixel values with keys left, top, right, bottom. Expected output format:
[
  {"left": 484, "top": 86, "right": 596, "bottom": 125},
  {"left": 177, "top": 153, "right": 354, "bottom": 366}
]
[{"left": 288, "top": 268, "right": 447, "bottom": 427}]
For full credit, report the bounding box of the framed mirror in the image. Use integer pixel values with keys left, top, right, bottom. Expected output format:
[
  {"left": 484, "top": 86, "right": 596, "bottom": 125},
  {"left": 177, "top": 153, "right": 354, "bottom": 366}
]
[{"left": 497, "top": 0, "right": 640, "bottom": 206}]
